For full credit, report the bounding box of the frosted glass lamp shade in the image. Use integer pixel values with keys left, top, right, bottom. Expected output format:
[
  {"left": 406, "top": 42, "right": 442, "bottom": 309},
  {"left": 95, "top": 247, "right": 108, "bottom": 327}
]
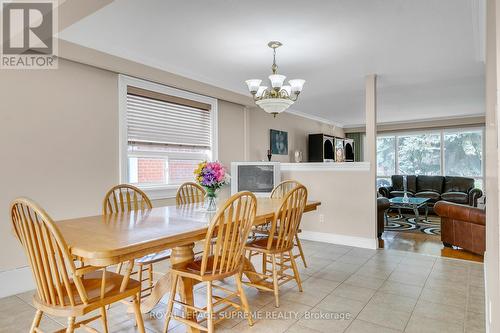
[
  {"left": 269, "top": 74, "right": 286, "bottom": 88},
  {"left": 256, "top": 86, "right": 268, "bottom": 98},
  {"left": 289, "top": 79, "right": 306, "bottom": 93},
  {"left": 281, "top": 85, "right": 292, "bottom": 96},
  {"left": 245, "top": 79, "right": 262, "bottom": 94}
]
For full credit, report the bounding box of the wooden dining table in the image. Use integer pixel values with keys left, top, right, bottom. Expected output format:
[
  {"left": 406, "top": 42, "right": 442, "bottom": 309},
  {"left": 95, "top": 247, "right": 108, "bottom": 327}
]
[{"left": 55, "top": 197, "right": 320, "bottom": 332}]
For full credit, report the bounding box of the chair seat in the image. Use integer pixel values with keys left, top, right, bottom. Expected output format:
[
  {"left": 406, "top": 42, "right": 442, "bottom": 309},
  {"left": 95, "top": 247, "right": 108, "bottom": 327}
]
[
  {"left": 171, "top": 255, "right": 240, "bottom": 281},
  {"left": 246, "top": 236, "right": 293, "bottom": 254},
  {"left": 136, "top": 249, "right": 172, "bottom": 265},
  {"left": 33, "top": 271, "right": 141, "bottom": 316}
]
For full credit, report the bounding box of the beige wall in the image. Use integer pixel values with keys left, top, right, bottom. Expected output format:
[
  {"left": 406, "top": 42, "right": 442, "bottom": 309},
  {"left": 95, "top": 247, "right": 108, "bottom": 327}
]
[
  {"left": 281, "top": 169, "right": 376, "bottom": 246},
  {"left": 248, "top": 109, "right": 344, "bottom": 162},
  {"left": 0, "top": 59, "right": 341, "bottom": 273},
  {"left": 0, "top": 59, "right": 119, "bottom": 271}
]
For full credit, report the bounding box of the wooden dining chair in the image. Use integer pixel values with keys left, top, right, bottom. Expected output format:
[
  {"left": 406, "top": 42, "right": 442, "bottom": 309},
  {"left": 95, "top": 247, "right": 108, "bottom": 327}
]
[
  {"left": 176, "top": 182, "right": 206, "bottom": 205},
  {"left": 11, "top": 197, "right": 145, "bottom": 333},
  {"left": 243, "top": 185, "right": 308, "bottom": 307},
  {"left": 251, "top": 180, "right": 308, "bottom": 267},
  {"left": 103, "top": 184, "right": 167, "bottom": 304},
  {"left": 163, "top": 191, "right": 257, "bottom": 333}
]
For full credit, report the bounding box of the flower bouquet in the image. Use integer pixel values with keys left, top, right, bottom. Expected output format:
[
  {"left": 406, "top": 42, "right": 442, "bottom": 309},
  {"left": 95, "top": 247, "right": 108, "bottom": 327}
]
[{"left": 194, "top": 161, "right": 227, "bottom": 211}]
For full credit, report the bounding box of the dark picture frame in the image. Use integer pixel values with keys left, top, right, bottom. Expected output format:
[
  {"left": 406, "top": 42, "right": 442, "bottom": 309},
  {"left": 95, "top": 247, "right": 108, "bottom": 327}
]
[{"left": 270, "top": 129, "right": 288, "bottom": 155}]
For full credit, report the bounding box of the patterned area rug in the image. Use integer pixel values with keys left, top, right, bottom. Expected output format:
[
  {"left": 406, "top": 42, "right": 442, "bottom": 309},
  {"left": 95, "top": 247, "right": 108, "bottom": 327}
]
[{"left": 385, "top": 214, "right": 441, "bottom": 235}]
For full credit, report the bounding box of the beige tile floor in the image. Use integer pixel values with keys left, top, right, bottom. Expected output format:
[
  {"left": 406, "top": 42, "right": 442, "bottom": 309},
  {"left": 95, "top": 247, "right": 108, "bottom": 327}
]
[{"left": 0, "top": 240, "right": 485, "bottom": 333}]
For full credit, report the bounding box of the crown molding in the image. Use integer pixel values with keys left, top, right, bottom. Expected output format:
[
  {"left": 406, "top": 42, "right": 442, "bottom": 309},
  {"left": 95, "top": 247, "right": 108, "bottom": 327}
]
[{"left": 343, "top": 114, "right": 486, "bottom": 133}]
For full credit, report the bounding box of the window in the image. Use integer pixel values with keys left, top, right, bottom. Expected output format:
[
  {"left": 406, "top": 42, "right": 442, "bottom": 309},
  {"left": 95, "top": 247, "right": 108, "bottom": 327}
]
[
  {"left": 376, "top": 128, "right": 484, "bottom": 190},
  {"left": 120, "top": 76, "right": 218, "bottom": 198},
  {"left": 376, "top": 136, "right": 395, "bottom": 188},
  {"left": 397, "top": 132, "right": 441, "bottom": 175},
  {"left": 444, "top": 128, "right": 483, "bottom": 188}
]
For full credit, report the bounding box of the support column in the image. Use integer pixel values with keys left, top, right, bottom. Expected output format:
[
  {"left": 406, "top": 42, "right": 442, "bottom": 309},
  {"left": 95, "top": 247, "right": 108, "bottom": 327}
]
[
  {"left": 365, "top": 74, "right": 378, "bottom": 242},
  {"left": 485, "top": 0, "right": 500, "bottom": 331}
]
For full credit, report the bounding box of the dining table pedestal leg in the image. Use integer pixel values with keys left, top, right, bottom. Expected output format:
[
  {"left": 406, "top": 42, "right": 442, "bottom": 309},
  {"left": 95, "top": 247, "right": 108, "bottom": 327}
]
[{"left": 132, "top": 243, "right": 200, "bottom": 333}]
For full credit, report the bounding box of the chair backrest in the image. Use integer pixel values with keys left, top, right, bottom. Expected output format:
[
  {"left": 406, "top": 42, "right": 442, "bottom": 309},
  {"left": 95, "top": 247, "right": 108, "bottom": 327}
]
[
  {"left": 176, "top": 182, "right": 206, "bottom": 205},
  {"left": 103, "top": 184, "right": 152, "bottom": 214},
  {"left": 199, "top": 191, "right": 257, "bottom": 276},
  {"left": 11, "top": 198, "right": 88, "bottom": 307},
  {"left": 270, "top": 180, "right": 302, "bottom": 199},
  {"left": 267, "top": 185, "right": 308, "bottom": 251}
]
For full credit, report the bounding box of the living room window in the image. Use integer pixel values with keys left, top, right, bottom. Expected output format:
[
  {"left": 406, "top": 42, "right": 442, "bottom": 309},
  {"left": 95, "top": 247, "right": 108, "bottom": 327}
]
[
  {"left": 119, "top": 75, "right": 218, "bottom": 199},
  {"left": 377, "top": 127, "right": 484, "bottom": 189}
]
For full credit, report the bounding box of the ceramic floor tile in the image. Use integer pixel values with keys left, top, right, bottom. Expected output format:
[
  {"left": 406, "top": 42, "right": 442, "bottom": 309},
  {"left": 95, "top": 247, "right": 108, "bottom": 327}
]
[
  {"left": 344, "top": 273, "right": 386, "bottom": 290},
  {"left": 0, "top": 296, "right": 63, "bottom": 332},
  {"left": 413, "top": 299, "right": 466, "bottom": 324},
  {"left": 330, "top": 283, "right": 377, "bottom": 303},
  {"left": 357, "top": 301, "right": 412, "bottom": 331},
  {"left": 404, "top": 314, "right": 464, "bottom": 333},
  {"left": 355, "top": 264, "right": 395, "bottom": 280},
  {"left": 465, "top": 311, "right": 486, "bottom": 333},
  {"left": 281, "top": 280, "right": 340, "bottom": 306},
  {"left": 388, "top": 270, "right": 429, "bottom": 287},
  {"left": 419, "top": 287, "right": 467, "bottom": 309},
  {"left": 378, "top": 281, "right": 422, "bottom": 299},
  {"left": 367, "top": 291, "right": 417, "bottom": 313},
  {"left": 3, "top": 241, "right": 485, "bottom": 333},
  {"left": 345, "top": 319, "right": 403, "bottom": 333},
  {"left": 468, "top": 295, "right": 486, "bottom": 314},
  {"left": 296, "top": 306, "right": 354, "bottom": 333},
  {"left": 315, "top": 294, "right": 366, "bottom": 317}
]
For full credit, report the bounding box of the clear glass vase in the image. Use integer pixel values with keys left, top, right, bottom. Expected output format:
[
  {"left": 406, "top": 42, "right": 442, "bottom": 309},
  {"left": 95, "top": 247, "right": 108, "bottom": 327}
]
[{"left": 205, "top": 188, "right": 217, "bottom": 212}]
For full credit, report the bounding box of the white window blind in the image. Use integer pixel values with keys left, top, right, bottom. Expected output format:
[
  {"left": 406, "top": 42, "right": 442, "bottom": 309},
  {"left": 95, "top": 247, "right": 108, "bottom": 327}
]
[{"left": 127, "top": 92, "right": 212, "bottom": 149}]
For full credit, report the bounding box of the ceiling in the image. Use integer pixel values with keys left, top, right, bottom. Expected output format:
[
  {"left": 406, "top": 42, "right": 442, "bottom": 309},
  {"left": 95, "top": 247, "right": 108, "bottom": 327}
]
[{"left": 58, "top": 0, "right": 485, "bottom": 127}]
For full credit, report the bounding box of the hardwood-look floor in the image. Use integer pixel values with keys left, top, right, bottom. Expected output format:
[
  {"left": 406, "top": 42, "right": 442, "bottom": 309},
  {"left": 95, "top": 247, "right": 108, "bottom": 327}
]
[
  {"left": 0, "top": 240, "right": 486, "bottom": 333},
  {"left": 380, "top": 231, "right": 484, "bottom": 263}
]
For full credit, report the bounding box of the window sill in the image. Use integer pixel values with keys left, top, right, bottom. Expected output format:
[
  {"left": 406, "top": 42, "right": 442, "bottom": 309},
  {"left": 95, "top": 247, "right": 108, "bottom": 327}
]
[{"left": 139, "top": 185, "right": 179, "bottom": 200}]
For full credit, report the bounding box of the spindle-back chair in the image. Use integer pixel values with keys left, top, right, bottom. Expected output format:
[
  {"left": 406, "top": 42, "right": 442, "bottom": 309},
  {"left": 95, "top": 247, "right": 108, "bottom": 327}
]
[
  {"left": 176, "top": 182, "right": 206, "bottom": 205},
  {"left": 11, "top": 197, "right": 144, "bottom": 333},
  {"left": 103, "top": 184, "right": 164, "bottom": 304},
  {"left": 244, "top": 185, "right": 308, "bottom": 307},
  {"left": 163, "top": 191, "right": 257, "bottom": 333}
]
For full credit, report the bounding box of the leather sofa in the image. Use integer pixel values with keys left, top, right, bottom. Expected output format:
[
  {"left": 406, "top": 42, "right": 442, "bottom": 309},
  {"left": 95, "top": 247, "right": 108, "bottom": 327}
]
[
  {"left": 434, "top": 201, "right": 485, "bottom": 255},
  {"left": 379, "top": 175, "right": 482, "bottom": 207},
  {"left": 377, "top": 197, "right": 390, "bottom": 238}
]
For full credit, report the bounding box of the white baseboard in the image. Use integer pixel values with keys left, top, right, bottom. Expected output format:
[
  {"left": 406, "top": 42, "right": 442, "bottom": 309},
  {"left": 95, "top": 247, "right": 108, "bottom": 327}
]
[
  {"left": 0, "top": 266, "right": 35, "bottom": 298},
  {"left": 299, "top": 230, "right": 378, "bottom": 249}
]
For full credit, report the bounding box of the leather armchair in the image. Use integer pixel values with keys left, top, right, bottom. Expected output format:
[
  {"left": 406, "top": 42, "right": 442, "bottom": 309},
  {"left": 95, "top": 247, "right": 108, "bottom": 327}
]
[
  {"left": 434, "top": 201, "right": 485, "bottom": 255},
  {"left": 377, "top": 197, "right": 390, "bottom": 238}
]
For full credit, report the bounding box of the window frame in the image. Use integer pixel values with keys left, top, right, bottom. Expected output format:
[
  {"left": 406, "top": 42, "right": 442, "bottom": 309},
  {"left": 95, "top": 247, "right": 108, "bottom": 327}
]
[
  {"left": 118, "top": 75, "right": 218, "bottom": 199},
  {"left": 376, "top": 126, "right": 485, "bottom": 190}
]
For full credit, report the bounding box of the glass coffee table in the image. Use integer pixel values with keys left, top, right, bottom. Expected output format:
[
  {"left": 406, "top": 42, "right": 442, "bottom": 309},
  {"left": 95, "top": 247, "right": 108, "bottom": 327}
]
[{"left": 388, "top": 197, "right": 430, "bottom": 224}]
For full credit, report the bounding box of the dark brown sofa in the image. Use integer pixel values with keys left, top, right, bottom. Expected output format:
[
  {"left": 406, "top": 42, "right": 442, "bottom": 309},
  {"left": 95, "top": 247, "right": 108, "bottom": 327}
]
[
  {"left": 379, "top": 175, "right": 482, "bottom": 208},
  {"left": 434, "top": 201, "right": 485, "bottom": 255}
]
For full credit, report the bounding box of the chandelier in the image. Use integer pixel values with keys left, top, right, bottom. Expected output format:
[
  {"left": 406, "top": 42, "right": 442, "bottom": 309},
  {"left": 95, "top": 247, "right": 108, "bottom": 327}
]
[{"left": 245, "top": 41, "right": 305, "bottom": 116}]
